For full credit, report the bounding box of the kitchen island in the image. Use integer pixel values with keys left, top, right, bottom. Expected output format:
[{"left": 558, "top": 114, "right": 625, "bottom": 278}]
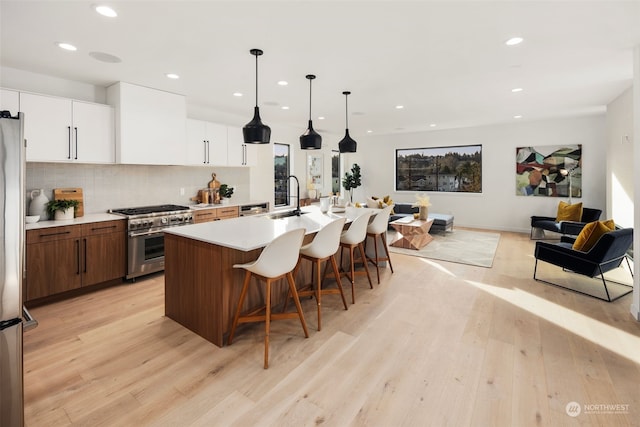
[{"left": 163, "top": 206, "right": 373, "bottom": 347}]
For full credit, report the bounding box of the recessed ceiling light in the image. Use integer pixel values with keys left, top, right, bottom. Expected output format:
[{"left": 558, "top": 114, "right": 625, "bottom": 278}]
[
  {"left": 88, "top": 51, "right": 121, "bottom": 63},
  {"left": 318, "top": 116, "right": 325, "bottom": 120},
  {"left": 511, "top": 87, "right": 523, "bottom": 93},
  {"left": 367, "top": 130, "right": 373, "bottom": 133},
  {"left": 95, "top": 5, "right": 117, "bottom": 17},
  {"left": 430, "top": 123, "right": 437, "bottom": 127},
  {"left": 281, "top": 106, "right": 289, "bottom": 110},
  {"left": 277, "top": 81, "right": 288, "bottom": 86},
  {"left": 395, "top": 105, "right": 404, "bottom": 109},
  {"left": 233, "top": 92, "right": 243, "bottom": 97},
  {"left": 166, "top": 73, "right": 180, "bottom": 79},
  {"left": 57, "top": 42, "right": 77, "bottom": 51},
  {"left": 514, "top": 115, "right": 523, "bottom": 119},
  {"left": 505, "top": 37, "right": 523, "bottom": 46}
]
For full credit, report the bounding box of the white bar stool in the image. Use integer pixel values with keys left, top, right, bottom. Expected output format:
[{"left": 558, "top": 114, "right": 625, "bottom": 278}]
[
  {"left": 338, "top": 211, "right": 374, "bottom": 304},
  {"left": 289, "top": 217, "right": 348, "bottom": 331},
  {"left": 365, "top": 204, "right": 394, "bottom": 284},
  {"left": 227, "top": 228, "right": 309, "bottom": 369}
]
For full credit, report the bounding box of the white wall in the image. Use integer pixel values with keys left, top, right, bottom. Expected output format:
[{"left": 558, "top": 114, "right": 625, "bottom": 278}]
[
  {"left": 350, "top": 115, "right": 607, "bottom": 233},
  {"left": 606, "top": 88, "right": 634, "bottom": 228},
  {"left": 632, "top": 45, "right": 640, "bottom": 321}
]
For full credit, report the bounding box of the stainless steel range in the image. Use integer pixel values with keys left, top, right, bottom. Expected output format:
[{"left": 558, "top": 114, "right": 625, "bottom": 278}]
[{"left": 110, "top": 204, "right": 193, "bottom": 280}]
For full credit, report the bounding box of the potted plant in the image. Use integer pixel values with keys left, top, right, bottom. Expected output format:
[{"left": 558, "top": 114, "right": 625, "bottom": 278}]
[
  {"left": 342, "top": 163, "right": 362, "bottom": 203},
  {"left": 219, "top": 184, "right": 234, "bottom": 203},
  {"left": 46, "top": 199, "right": 79, "bottom": 220}
]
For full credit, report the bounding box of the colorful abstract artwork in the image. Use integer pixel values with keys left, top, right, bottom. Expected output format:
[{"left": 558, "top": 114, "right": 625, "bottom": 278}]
[{"left": 516, "top": 145, "right": 582, "bottom": 197}]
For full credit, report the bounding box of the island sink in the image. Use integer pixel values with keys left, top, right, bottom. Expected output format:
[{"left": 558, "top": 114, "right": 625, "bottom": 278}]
[{"left": 266, "top": 210, "right": 309, "bottom": 220}]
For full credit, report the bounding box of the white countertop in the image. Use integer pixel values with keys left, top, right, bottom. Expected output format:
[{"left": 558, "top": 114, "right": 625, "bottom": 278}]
[
  {"left": 165, "top": 205, "right": 377, "bottom": 251},
  {"left": 188, "top": 199, "right": 268, "bottom": 210},
  {"left": 25, "top": 213, "right": 125, "bottom": 230}
]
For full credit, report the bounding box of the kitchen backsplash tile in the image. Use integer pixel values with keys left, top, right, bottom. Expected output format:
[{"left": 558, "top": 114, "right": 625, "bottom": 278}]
[{"left": 26, "top": 163, "right": 250, "bottom": 213}]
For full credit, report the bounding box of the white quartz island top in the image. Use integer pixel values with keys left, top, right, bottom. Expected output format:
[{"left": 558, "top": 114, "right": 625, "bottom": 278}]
[{"left": 165, "top": 205, "right": 377, "bottom": 251}]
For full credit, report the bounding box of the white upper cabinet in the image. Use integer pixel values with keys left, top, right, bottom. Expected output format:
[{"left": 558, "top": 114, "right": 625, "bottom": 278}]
[
  {"left": 72, "top": 101, "right": 115, "bottom": 163},
  {"left": 186, "top": 119, "right": 228, "bottom": 166},
  {"left": 226, "top": 126, "right": 257, "bottom": 167},
  {"left": 0, "top": 88, "right": 20, "bottom": 114},
  {"left": 19, "top": 92, "right": 115, "bottom": 163},
  {"left": 107, "top": 82, "right": 186, "bottom": 165}
]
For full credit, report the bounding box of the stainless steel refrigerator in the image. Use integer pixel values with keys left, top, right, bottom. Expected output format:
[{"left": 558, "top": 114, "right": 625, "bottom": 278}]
[{"left": 1, "top": 111, "right": 27, "bottom": 426}]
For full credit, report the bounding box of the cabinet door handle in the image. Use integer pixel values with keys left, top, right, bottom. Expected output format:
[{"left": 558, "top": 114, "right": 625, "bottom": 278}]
[
  {"left": 83, "top": 238, "right": 87, "bottom": 273},
  {"left": 67, "top": 126, "right": 72, "bottom": 159},
  {"left": 243, "top": 144, "right": 246, "bottom": 165},
  {"left": 40, "top": 230, "right": 71, "bottom": 238},
  {"left": 75, "top": 239, "right": 81, "bottom": 275},
  {"left": 91, "top": 225, "right": 117, "bottom": 232},
  {"left": 74, "top": 127, "right": 78, "bottom": 160},
  {"left": 203, "top": 140, "right": 207, "bottom": 164}
]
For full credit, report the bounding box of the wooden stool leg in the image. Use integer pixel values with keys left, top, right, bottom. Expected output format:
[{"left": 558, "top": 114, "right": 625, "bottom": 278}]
[
  {"left": 349, "top": 245, "right": 356, "bottom": 304},
  {"left": 228, "top": 270, "right": 252, "bottom": 345},
  {"left": 358, "top": 242, "right": 374, "bottom": 289},
  {"left": 264, "top": 279, "right": 271, "bottom": 369},
  {"left": 287, "top": 272, "right": 309, "bottom": 338},
  {"left": 315, "top": 259, "right": 322, "bottom": 331},
  {"left": 372, "top": 234, "right": 381, "bottom": 284},
  {"left": 382, "top": 232, "right": 393, "bottom": 273},
  {"left": 330, "top": 255, "right": 349, "bottom": 310}
]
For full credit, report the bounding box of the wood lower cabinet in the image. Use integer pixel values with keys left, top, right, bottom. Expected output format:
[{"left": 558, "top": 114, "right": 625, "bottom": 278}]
[
  {"left": 193, "top": 206, "right": 239, "bottom": 223},
  {"left": 81, "top": 221, "right": 126, "bottom": 287},
  {"left": 26, "top": 225, "right": 83, "bottom": 300},
  {"left": 26, "top": 220, "right": 126, "bottom": 301}
]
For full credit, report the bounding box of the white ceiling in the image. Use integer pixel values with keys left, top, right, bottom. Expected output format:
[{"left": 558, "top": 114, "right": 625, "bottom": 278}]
[{"left": 2, "top": 1, "right": 640, "bottom": 138}]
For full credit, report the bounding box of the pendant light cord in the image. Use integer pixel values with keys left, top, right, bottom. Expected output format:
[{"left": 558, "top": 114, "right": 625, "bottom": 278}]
[
  {"left": 308, "top": 79, "right": 312, "bottom": 119},
  {"left": 254, "top": 53, "right": 259, "bottom": 107},
  {"left": 344, "top": 93, "right": 349, "bottom": 128}
]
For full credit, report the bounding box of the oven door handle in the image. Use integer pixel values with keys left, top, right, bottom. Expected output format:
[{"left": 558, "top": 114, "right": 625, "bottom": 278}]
[{"left": 128, "top": 230, "right": 165, "bottom": 238}]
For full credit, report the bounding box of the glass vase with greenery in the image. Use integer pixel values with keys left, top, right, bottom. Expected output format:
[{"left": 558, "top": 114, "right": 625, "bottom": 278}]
[{"left": 342, "top": 163, "right": 362, "bottom": 203}]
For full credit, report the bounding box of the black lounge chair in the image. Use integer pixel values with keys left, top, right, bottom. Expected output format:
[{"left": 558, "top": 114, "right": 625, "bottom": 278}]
[
  {"left": 530, "top": 207, "right": 602, "bottom": 240},
  {"left": 533, "top": 227, "right": 633, "bottom": 302}
]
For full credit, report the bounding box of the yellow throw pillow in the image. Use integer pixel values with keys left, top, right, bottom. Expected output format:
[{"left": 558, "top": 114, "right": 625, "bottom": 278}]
[
  {"left": 556, "top": 201, "right": 583, "bottom": 222},
  {"left": 382, "top": 195, "right": 395, "bottom": 214},
  {"left": 572, "top": 219, "right": 615, "bottom": 252}
]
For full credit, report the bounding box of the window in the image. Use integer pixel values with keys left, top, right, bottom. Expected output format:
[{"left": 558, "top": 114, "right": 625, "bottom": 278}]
[
  {"left": 274, "top": 143, "right": 290, "bottom": 207},
  {"left": 331, "top": 150, "right": 340, "bottom": 194},
  {"left": 395, "top": 144, "right": 482, "bottom": 193}
]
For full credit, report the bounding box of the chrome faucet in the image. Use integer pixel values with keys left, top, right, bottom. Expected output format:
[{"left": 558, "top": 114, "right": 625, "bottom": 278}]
[{"left": 287, "top": 175, "right": 301, "bottom": 216}]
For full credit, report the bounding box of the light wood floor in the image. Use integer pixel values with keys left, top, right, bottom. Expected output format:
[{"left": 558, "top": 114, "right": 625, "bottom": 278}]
[{"left": 23, "top": 230, "right": 640, "bottom": 426}]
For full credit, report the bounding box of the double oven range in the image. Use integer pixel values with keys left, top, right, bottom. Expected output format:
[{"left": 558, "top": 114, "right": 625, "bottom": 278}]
[{"left": 110, "top": 204, "right": 194, "bottom": 279}]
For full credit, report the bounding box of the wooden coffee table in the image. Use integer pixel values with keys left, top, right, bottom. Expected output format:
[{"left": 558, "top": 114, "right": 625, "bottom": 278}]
[{"left": 390, "top": 218, "right": 434, "bottom": 250}]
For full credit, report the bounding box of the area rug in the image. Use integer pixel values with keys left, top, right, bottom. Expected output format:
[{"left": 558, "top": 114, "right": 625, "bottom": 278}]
[{"left": 387, "top": 229, "right": 501, "bottom": 268}]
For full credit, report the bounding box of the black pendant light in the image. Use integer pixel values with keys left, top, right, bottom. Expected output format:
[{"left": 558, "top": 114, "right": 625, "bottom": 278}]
[
  {"left": 338, "top": 91, "right": 357, "bottom": 153},
  {"left": 300, "top": 74, "right": 322, "bottom": 150},
  {"left": 243, "top": 48, "right": 271, "bottom": 144}
]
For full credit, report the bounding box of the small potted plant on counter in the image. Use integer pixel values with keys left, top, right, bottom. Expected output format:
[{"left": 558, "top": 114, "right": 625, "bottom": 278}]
[
  {"left": 46, "top": 199, "right": 79, "bottom": 220},
  {"left": 219, "top": 184, "right": 234, "bottom": 203}
]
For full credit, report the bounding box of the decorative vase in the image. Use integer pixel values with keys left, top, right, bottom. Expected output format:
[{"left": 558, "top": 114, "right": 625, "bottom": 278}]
[
  {"left": 308, "top": 189, "right": 317, "bottom": 199},
  {"left": 54, "top": 207, "right": 74, "bottom": 221},
  {"left": 29, "top": 189, "right": 49, "bottom": 219},
  {"left": 419, "top": 206, "right": 428, "bottom": 220}
]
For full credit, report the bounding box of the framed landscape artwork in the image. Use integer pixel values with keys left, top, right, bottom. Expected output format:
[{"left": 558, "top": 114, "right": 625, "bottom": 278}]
[
  {"left": 395, "top": 144, "right": 482, "bottom": 193},
  {"left": 515, "top": 144, "right": 582, "bottom": 197}
]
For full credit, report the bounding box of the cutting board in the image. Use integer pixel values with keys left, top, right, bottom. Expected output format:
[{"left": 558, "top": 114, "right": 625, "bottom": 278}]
[{"left": 53, "top": 188, "right": 84, "bottom": 217}]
